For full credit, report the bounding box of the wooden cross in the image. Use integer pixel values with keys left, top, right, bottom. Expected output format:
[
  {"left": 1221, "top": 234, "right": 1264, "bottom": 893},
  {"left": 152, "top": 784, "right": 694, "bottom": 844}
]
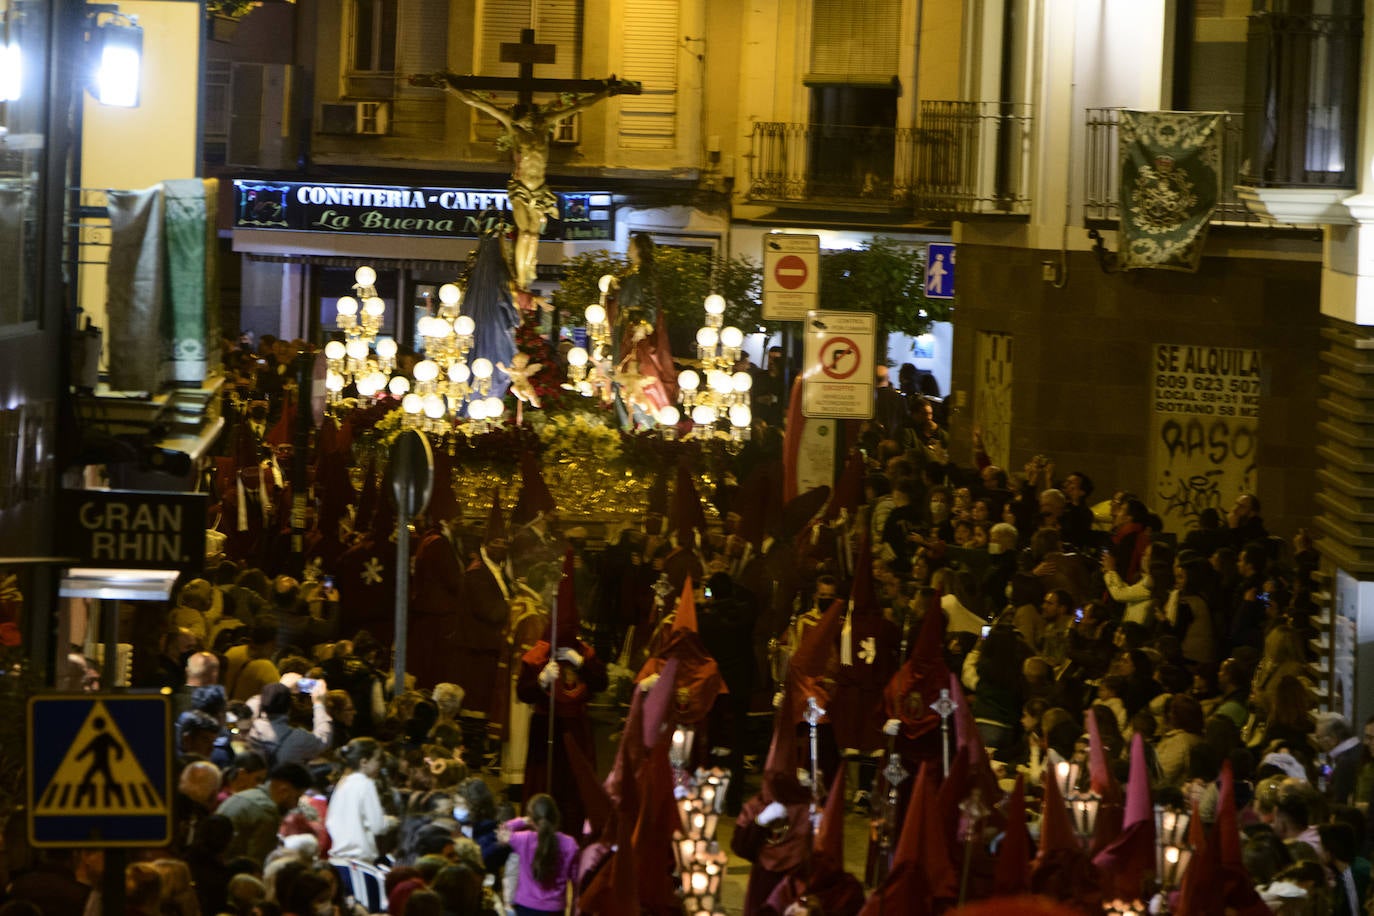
[{"left": 439, "top": 28, "right": 638, "bottom": 116}]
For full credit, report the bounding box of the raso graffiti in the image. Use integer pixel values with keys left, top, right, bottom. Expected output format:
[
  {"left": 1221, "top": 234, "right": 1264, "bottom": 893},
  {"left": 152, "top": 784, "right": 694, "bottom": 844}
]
[{"left": 1149, "top": 345, "right": 1260, "bottom": 532}]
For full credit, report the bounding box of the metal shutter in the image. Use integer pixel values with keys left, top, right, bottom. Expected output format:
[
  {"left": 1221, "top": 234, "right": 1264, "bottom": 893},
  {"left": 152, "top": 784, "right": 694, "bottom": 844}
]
[
  {"left": 809, "top": 0, "right": 900, "bottom": 82},
  {"left": 397, "top": 0, "right": 448, "bottom": 74}
]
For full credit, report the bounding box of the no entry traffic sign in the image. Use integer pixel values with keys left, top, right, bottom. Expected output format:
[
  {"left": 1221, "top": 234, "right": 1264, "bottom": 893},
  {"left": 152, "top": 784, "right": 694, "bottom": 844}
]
[
  {"left": 774, "top": 255, "right": 809, "bottom": 290},
  {"left": 763, "top": 233, "right": 820, "bottom": 320}
]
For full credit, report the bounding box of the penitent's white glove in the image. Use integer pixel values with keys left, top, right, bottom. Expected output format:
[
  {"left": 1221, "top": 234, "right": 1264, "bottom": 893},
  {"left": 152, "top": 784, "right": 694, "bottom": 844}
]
[
  {"left": 883, "top": 718, "right": 902, "bottom": 736},
  {"left": 757, "top": 801, "right": 788, "bottom": 826},
  {"left": 538, "top": 660, "right": 559, "bottom": 689},
  {"left": 556, "top": 647, "right": 584, "bottom": 668},
  {"left": 639, "top": 673, "right": 660, "bottom": 693}
]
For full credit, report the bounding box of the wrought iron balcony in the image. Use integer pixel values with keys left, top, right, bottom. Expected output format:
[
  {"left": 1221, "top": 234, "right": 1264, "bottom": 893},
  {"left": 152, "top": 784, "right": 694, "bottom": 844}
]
[
  {"left": 745, "top": 101, "right": 1034, "bottom": 219},
  {"left": 1082, "top": 108, "right": 1265, "bottom": 227}
]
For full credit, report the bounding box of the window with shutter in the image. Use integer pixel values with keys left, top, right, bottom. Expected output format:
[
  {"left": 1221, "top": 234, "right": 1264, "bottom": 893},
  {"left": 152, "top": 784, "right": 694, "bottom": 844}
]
[
  {"left": 479, "top": 0, "right": 583, "bottom": 80},
  {"left": 396, "top": 0, "right": 448, "bottom": 75},
  {"left": 474, "top": 0, "right": 583, "bottom": 141},
  {"left": 619, "top": 0, "right": 679, "bottom": 149},
  {"left": 808, "top": 0, "right": 900, "bottom": 84}
]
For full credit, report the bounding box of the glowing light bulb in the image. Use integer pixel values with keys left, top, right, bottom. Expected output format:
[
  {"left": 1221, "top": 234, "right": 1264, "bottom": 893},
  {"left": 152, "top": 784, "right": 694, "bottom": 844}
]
[
  {"left": 708, "top": 370, "right": 732, "bottom": 393},
  {"left": 696, "top": 326, "right": 719, "bottom": 349},
  {"left": 388, "top": 376, "right": 411, "bottom": 396},
  {"left": 324, "top": 341, "right": 346, "bottom": 361},
  {"left": 363, "top": 297, "right": 385, "bottom": 318},
  {"left": 356, "top": 374, "right": 380, "bottom": 397},
  {"left": 468, "top": 399, "right": 488, "bottom": 420},
  {"left": 375, "top": 337, "right": 398, "bottom": 359},
  {"left": 656, "top": 405, "right": 680, "bottom": 426},
  {"left": 720, "top": 326, "right": 744, "bottom": 348},
  {"left": 585, "top": 303, "right": 606, "bottom": 325},
  {"left": 691, "top": 405, "right": 718, "bottom": 426},
  {"left": 423, "top": 394, "right": 445, "bottom": 419},
  {"left": 704, "top": 294, "right": 725, "bottom": 315},
  {"left": 454, "top": 315, "right": 475, "bottom": 337},
  {"left": 413, "top": 360, "right": 439, "bottom": 383},
  {"left": 336, "top": 296, "right": 358, "bottom": 317},
  {"left": 484, "top": 396, "right": 504, "bottom": 417},
  {"left": 449, "top": 362, "right": 471, "bottom": 384},
  {"left": 401, "top": 393, "right": 422, "bottom": 414},
  {"left": 471, "top": 358, "right": 493, "bottom": 380},
  {"left": 732, "top": 371, "right": 753, "bottom": 392},
  {"left": 729, "top": 404, "right": 752, "bottom": 427},
  {"left": 325, "top": 371, "right": 344, "bottom": 392},
  {"left": 438, "top": 283, "right": 461, "bottom": 305},
  {"left": 345, "top": 339, "right": 369, "bottom": 361},
  {"left": 567, "top": 347, "right": 589, "bottom": 368},
  {"left": 598, "top": 274, "right": 615, "bottom": 293},
  {"left": 678, "top": 369, "right": 700, "bottom": 391},
  {"left": 354, "top": 266, "right": 377, "bottom": 287}
]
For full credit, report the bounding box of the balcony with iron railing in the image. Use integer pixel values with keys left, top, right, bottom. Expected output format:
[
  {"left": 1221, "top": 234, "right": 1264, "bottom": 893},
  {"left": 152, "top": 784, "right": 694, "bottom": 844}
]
[
  {"left": 1082, "top": 108, "right": 1269, "bottom": 227},
  {"left": 746, "top": 101, "right": 1034, "bottom": 220}
]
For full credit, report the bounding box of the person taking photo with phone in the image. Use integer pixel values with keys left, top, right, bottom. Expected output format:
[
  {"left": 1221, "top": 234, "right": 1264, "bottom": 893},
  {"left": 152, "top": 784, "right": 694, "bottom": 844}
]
[{"left": 247, "top": 677, "right": 332, "bottom": 767}]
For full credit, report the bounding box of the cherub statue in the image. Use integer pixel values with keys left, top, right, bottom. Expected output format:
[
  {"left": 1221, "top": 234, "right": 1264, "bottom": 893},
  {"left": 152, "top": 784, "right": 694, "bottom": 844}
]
[
  {"left": 588, "top": 351, "right": 616, "bottom": 405},
  {"left": 497, "top": 352, "right": 543, "bottom": 408},
  {"left": 614, "top": 356, "right": 661, "bottom": 418}
]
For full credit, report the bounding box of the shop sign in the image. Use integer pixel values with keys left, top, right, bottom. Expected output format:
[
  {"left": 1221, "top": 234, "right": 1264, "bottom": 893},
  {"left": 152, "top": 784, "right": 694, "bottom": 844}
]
[
  {"left": 57, "top": 489, "right": 207, "bottom": 571},
  {"left": 233, "top": 180, "right": 614, "bottom": 241}
]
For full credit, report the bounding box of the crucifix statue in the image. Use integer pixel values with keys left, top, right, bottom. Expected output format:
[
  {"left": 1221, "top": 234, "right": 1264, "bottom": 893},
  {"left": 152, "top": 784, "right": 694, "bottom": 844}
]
[{"left": 413, "top": 29, "right": 641, "bottom": 292}]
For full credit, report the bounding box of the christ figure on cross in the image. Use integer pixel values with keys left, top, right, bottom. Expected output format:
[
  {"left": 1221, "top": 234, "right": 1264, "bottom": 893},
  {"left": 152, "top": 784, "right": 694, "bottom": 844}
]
[{"left": 422, "top": 74, "right": 640, "bottom": 291}]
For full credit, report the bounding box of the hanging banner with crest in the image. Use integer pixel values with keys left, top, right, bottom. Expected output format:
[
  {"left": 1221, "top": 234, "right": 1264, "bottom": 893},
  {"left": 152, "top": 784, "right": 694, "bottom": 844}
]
[{"left": 1118, "top": 110, "right": 1222, "bottom": 272}]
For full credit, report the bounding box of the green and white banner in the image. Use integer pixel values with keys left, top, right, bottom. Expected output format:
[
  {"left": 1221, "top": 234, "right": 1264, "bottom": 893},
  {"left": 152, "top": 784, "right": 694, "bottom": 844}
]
[{"left": 1118, "top": 110, "right": 1222, "bottom": 272}]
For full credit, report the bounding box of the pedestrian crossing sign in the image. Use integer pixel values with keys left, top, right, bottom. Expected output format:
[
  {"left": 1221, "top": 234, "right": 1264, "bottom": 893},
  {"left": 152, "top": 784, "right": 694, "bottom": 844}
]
[{"left": 28, "top": 694, "right": 172, "bottom": 847}]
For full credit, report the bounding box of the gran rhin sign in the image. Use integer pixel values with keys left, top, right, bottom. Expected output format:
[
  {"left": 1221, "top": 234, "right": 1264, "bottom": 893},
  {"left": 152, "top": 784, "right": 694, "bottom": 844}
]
[
  {"left": 57, "top": 490, "right": 207, "bottom": 572},
  {"left": 233, "top": 179, "right": 614, "bottom": 241}
]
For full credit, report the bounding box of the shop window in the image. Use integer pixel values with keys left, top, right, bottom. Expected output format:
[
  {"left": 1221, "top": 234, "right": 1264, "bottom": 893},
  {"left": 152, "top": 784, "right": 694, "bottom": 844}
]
[{"left": 351, "top": 0, "right": 398, "bottom": 74}]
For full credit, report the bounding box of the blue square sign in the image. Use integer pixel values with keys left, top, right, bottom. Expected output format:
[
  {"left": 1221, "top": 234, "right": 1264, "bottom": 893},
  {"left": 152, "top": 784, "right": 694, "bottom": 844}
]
[
  {"left": 28, "top": 694, "right": 172, "bottom": 847},
  {"left": 925, "top": 242, "right": 955, "bottom": 300}
]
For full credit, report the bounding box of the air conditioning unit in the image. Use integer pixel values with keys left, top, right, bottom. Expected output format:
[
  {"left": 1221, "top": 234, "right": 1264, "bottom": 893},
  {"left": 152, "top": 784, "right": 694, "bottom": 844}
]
[
  {"left": 320, "top": 101, "right": 391, "bottom": 136},
  {"left": 552, "top": 112, "right": 581, "bottom": 145}
]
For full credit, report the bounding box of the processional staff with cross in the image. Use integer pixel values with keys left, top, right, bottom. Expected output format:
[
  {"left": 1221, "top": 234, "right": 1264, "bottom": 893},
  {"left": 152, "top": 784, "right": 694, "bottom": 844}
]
[{"left": 411, "top": 29, "right": 641, "bottom": 292}]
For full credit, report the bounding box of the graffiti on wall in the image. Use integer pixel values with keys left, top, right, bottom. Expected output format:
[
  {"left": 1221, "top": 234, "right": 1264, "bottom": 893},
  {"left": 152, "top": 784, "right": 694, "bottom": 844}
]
[{"left": 1149, "top": 344, "right": 1260, "bottom": 532}]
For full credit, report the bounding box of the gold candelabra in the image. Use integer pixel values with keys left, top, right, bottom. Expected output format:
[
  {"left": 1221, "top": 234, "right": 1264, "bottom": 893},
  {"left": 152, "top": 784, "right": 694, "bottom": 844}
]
[
  {"left": 324, "top": 265, "right": 396, "bottom": 402},
  {"left": 676, "top": 293, "right": 752, "bottom": 441}
]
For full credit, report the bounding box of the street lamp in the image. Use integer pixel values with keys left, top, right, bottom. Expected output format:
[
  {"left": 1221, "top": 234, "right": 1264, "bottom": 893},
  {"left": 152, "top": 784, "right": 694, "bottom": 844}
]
[{"left": 86, "top": 8, "right": 142, "bottom": 108}]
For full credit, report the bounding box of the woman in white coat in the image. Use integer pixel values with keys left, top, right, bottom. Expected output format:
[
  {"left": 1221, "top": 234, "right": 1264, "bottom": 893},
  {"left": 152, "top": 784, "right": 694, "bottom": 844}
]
[{"left": 325, "top": 737, "right": 397, "bottom": 864}]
